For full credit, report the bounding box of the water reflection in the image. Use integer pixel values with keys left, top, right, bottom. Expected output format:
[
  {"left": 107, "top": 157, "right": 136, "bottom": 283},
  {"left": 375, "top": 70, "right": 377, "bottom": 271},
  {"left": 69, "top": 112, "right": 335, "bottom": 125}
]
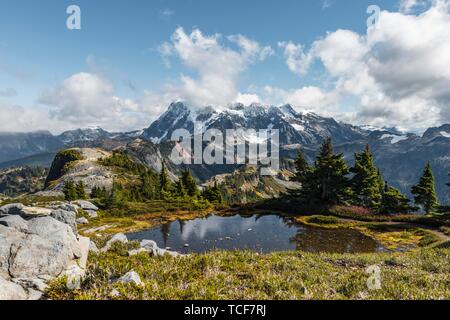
[{"left": 127, "top": 214, "right": 382, "bottom": 254}]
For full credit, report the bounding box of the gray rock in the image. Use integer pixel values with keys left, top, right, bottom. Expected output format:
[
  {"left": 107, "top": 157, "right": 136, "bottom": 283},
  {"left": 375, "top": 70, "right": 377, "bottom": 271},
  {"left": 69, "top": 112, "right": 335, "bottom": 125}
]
[
  {"left": 0, "top": 215, "right": 29, "bottom": 233},
  {"left": 140, "top": 239, "right": 158, "bottom": 252},
  {"left": 63, "top": 265, "right": 85, "bottom": 290},
  {"left": 101, "top": 233, "right": 128, "bottom": 252},
  {"left": 76, "top": 217, "right": 89, "bottom": 225},
  {"left": 0, "top": 203, "right": 25, "bottom": 216},
  {"left": 128, "top": 248, "right": 148, "bottom": 256},
  {"left": 58, "top": 203, "right": 79, "bottom": 213},
  {"left": 27, "top": 217, "right": 81, "bottom": 259},
  {"left": 51, "top": 209, "right": 77, "bottom": 234},
  {"left": 72, "top": 200, "right": 98, "bottom": 211},
  {"left": 8, "top": 233, "right": 74, "bottom": 279},
  {"left": 117, "top": 271, "right": 143, "bottom": 286},
  {"left": 26, "top": 288, "right": 43, "bottom": 300},
  {"left": 17, "top": 206, "right": 52, "bottom": 219},
  {"left": 84, "top": 210, "right": 98, "bottom": 218},
  {"left": 0, "top": 225, "right": 26, "bottom": 279},
  {"left": 0, "top": 277, "right": 28, "bottom": 300},
  {"left": 89, "top": 241, "right": 99, "bottom": 253},
  {"left": 12, "top": 278, "right": 48, "bottom": 292}
]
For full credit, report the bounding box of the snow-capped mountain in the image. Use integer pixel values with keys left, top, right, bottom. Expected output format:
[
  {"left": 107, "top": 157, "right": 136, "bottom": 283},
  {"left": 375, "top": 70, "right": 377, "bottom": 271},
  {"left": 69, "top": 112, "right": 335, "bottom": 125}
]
[
  {"left": 140, "top": 102, "right": 450, "bottom": 203},
  {"left": 141, "top": 102, "right": 367, "bottom": 146}
]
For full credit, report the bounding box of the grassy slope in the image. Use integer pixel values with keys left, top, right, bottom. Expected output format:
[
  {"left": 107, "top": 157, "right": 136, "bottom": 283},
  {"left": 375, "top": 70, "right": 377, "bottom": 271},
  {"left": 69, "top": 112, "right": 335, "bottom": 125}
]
[{"left": 47, "top": 246, "right": 450, "bottom": 300}]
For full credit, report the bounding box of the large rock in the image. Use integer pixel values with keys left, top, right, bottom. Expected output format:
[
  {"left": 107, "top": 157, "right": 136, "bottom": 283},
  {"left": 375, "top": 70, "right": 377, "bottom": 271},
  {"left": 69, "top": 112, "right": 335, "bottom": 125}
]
[
  {"left": 72, "top": 200, "right": 98, "bottom": 211},
  {"left": 0, "top": 215, "right": 29, "bottom": 233},
  {"left": 0, "top": 225, "right": 26, "bottom": 279},
  {"left": 101, "top": 233, "right": 128, "bottom": 252},
  {"left": 8, "top": 233, "right": 74, "bottom": 279},
  {"left": 0, "top": 203, "right": 25, "bottom": 216},
  {"left": 27, "top": 217, "right": 81, "bottom": 259},
  {"left": 51, "top": 209, "right": 77, "bottom": 234},
  {"left": 0, "top": 277, "right": 28, "bottom": 300}
]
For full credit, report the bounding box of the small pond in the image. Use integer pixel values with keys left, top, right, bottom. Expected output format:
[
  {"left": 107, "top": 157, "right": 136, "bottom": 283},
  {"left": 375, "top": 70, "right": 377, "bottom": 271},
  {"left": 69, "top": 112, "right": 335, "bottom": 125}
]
[{"left": 127, "top": 214, "right": 385, "bottom": 254}]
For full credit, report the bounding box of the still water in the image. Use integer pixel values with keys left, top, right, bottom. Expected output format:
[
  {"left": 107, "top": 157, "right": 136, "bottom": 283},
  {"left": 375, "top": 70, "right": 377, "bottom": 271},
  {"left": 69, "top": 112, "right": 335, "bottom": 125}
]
[{"left": 127, "top": 214, "right": 383, "bottom": 254}]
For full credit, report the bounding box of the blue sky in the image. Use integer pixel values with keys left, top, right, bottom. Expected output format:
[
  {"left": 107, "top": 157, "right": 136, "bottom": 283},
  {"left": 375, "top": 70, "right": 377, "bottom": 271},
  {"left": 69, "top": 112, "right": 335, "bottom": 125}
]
[{"left": 1, "top": 0, "right": 449, "bottom": 133}]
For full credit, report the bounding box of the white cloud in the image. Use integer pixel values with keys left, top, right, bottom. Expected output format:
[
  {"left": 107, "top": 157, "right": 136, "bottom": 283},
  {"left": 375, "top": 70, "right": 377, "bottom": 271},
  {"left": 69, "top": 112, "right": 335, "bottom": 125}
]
[
  {"left": 38, "top": 72, "right": 152, "bottom": 132},
  {"left": 234, "top": 93, "right": 262, "bottom": 105},
  {"left": 280, "top": 1, "right": 450, "bottom": 132},
  {"left": 160, "top": 27, "right": 273, "bottom": 108}
]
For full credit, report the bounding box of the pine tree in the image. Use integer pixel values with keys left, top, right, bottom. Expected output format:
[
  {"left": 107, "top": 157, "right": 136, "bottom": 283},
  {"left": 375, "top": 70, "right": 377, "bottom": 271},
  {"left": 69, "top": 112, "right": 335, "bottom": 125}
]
[
  {"left": 292, "top": 150, "right": 310, "bottom": 184},
  {"left": 380, "top": 182, "right": 412, "bottom": 214},
  {"left": 411, "top": 163, "right": 440, "bottom": 214},
  {"left": 174, "top": 179, "right": 187, "bottom": 197},
  {"left": 313, "top": 138, "right": 351, "bottom": 206},
  {"left": 159, "top": 162, "right": 171, "bottom": 193},
  {"left": 75, "top": 181, "right": 87, "bottom": 200},
  {"left": 350, "top": 145, "right": 382, "bottom": 208},
  {"left": 202, "top": 181, "right": 223, "bottom": 203},
  {"left": 63, "top": 181, "right": 77, "bottom": 201},
  {"left": 182, "top": 169, "right": 199, "bottom": 197}
]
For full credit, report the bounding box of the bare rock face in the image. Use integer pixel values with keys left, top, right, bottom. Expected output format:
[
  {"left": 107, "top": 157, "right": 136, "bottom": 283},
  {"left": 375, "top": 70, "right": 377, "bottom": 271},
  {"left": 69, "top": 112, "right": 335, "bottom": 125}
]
[
  {"left": 0, "top": 277, "right": 28, "bottom": 300},
  {"left": 0, "top": 203, "right": 90, "bottom": 300},
  {"left": 50, "top": 209, "right": 77, "bottom": 234},
  {"left": 0, "top": 215, "right": 29, "bottom": 233}
]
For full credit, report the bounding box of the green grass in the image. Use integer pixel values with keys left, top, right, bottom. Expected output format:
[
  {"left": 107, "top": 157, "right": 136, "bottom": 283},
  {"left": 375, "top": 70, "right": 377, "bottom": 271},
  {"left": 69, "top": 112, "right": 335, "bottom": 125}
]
[{"left": 46, "top": 247, "right": 450, "bottom": 300}]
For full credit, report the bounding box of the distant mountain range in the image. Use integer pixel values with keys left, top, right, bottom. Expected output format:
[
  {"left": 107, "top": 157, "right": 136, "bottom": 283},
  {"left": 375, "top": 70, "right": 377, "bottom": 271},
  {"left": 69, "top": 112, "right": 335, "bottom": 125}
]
[{"left": 1, "top": 102, "right": 449, "bottom": 203}]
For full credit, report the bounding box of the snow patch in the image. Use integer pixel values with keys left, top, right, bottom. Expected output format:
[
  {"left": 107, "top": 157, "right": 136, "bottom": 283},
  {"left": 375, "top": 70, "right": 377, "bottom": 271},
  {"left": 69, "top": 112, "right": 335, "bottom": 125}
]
[
  {"left": 440, "top": 131, "right": 450, "bottom": 138},
  {"left": 380, "top": 134, "right": 408, "bottom": 144}
]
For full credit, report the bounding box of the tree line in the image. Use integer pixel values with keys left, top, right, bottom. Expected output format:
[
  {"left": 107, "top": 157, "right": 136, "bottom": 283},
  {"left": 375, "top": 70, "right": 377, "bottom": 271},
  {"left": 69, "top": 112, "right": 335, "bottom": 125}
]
[
  {"left": 292, "top": 138, "right": 447, "bottom": 214},
  {"left": 62, "top": 151, "right": 222, "bottom": 207}
]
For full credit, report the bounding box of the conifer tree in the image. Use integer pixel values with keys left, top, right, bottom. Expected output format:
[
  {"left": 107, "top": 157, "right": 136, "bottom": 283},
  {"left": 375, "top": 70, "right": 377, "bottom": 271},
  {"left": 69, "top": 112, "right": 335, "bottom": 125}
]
[
  {"left": 411, "top": 163, "right": 440, "bottom": 214},
  {"left": 159, "top": 162, "right": 171, "bottom": 193},
  {"left": 75, "top": 181, "right": 87, "bottom": 200},
  {"left": 292, "top": 150, "right": 310, "bottom": 184},
  {"left": 380, "top": 182, "right": 412, "bottom": 214},
  {"left": 313, "top": 137, "right": 350, "bottom": 206},
  {"left": 174, "top": 179, "right": 187, "bottom": 197},
  {"left": 182, "top": 169, "right": 199, "bottom": 197},
  {"left": 63, "top": 181, "right": 77, "bottom": 201},
  {"left": 350, "top": 145, "right": 382, "bottom": 208}
]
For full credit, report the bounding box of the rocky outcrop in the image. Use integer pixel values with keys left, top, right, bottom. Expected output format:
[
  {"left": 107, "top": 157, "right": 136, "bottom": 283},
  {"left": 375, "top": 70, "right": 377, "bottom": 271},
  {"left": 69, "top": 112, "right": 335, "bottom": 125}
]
[
  {"left": 44, "top": 148, "right": 114, "bottom": 194},
  {"left": 0, "top": 201, "right": 91, "bottom": 300}
]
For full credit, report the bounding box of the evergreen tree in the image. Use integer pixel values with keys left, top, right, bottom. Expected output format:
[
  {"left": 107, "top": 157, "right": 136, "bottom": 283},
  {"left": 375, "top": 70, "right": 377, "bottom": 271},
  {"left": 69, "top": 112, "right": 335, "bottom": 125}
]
[
  {"left": 63, "top": 181, "right": 77, "bottom": 201},
  {"left": 380, "top": 182, "right": 412, "bottom": 214},
  {"left": 313, "top": 138, "right": 351, "bottom": 206},
  {"left": 292, "top": 150, "right": 310, "bottom": 184},
  {"left": 411, "top": 163, "right": 440, "bottom": 214},
  {"left": 350, "top": 145, "right": 382, "bottom": 208},
  {"left": 75, "top": 181, "right": 87, "bottom": 200},
  {"left": 174, "top": 179, "right": 187, "bottom": 197},
  {"left": 202, "top": 181, "right": 223, "bottom": 203},
  {"left": 159, "top": 162, "right": 171, "bottom": 193},
  {"left": 447, "top": 173, "right": 450, "bottom": 198},
  {"left": 182, "top": 169, "right": 199, "bottom": 197}
]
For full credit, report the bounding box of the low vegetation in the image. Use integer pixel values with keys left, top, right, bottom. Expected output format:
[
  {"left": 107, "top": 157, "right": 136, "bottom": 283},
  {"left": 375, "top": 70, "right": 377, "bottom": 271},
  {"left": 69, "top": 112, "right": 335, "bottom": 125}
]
[{"left": 46, "top": 247, "right": 450, "bottom": 300}]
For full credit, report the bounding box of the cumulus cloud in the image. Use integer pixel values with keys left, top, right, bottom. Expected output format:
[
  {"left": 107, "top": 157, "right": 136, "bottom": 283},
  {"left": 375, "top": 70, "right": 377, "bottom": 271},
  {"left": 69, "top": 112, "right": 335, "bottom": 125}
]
[
  {"left": 38, "top": 72, "right": 153, "bottom": 132},
  {"left": 279, "top": 0, "right": 450, "bottom": 132},
  {"left": 159, "top": 27, "right": 273, "bottom": 108}
]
